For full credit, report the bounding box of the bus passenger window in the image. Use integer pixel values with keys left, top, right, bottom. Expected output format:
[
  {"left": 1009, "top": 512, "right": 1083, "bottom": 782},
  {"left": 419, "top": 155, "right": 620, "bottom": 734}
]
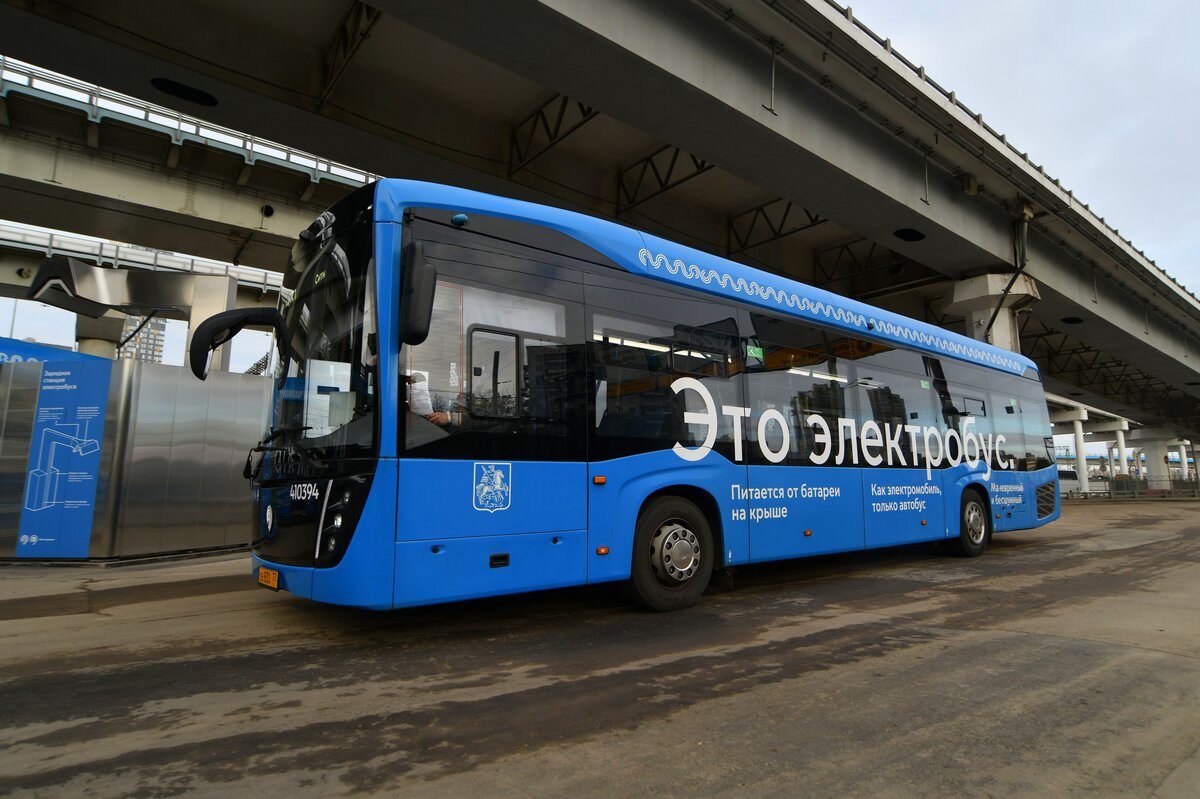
[{"left": 591, "top": 311, "right": 741, "bottom": 459}]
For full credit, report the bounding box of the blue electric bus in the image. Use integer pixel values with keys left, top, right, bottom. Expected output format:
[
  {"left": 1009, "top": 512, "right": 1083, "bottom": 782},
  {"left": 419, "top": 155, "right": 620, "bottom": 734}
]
[{"left": 190, "top": 179, "right": 1060, "bottom": 611}]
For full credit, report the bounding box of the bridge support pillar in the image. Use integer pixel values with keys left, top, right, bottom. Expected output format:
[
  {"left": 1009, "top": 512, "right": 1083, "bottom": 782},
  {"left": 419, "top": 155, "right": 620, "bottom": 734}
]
[
  {"left": 1115, "top": 429, "right": 1130, "bottom": 477},
  {"left": 1143, "top": 441, "right": 1171, "bottom": 481},
  {"left": 1129, "top": 428, "right": 1188, "bottom": 482},
  {"left": 942, "top": 273, "right": 1040, "bottom": 353},
  {"left": 1178, "top": 443, "right": 1190, "bottom": 481},
  {"left": 75, "top": 313, "right": 124, "bottom": 360},
  {"left": 1071, "top": 419, "right": 1090, "bottom": 492}
]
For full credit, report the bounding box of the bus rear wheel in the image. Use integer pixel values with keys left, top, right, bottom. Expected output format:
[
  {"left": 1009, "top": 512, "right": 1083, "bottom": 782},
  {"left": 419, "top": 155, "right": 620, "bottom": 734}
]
[
  {"left": 629, "top": 496, "right": 713, "bottom": 611},
  {"left": 953, "top": 488, "right": 990, "bottom": 557}
]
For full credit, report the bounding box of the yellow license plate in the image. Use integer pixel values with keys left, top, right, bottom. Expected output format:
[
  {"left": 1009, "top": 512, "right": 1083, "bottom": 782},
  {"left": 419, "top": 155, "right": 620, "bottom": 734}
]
[{"left": 258, "top": 567, "right": 280, "bottom": 590}]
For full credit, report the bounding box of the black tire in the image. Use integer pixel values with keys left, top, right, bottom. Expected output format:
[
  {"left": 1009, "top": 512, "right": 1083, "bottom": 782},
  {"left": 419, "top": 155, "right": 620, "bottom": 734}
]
[
  {"left": 629, "top": 496, "right": 714, "bottom": 611},
  {"left": 953, "top": 488, "right": 990, "bottom": 557}
]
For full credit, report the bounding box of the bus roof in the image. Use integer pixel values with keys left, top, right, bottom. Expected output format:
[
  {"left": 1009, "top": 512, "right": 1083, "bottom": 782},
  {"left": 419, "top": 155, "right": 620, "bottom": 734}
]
[{"left": 375, "top": 179, "right": 1039, "bottom": 378}]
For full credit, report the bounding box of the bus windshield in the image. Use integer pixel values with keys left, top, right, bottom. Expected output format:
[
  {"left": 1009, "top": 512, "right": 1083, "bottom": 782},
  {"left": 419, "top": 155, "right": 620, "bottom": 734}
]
[{"left": 270, "top": 198, "right": 377, "bottom": 471}]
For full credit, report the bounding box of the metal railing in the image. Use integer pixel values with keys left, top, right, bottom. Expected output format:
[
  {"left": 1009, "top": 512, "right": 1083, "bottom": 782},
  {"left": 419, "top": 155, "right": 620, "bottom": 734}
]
[
  {"left": 0, "top": 220, "right": 286, "bottom": 296},
  {"left": 1062, "top": 477, "right": 1200, "bottom": 500},
  {"left": 0, "top": 54, "right": 381, "bottom": 187}
]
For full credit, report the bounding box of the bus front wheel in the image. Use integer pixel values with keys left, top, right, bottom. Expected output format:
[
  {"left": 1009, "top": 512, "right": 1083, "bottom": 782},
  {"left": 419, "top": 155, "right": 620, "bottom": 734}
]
[
  {"left": 629, "top": 496, "right": 714, "bottom": 611},
  {"left": 953, "top": 488, "right": 990, "bottom": 557}
]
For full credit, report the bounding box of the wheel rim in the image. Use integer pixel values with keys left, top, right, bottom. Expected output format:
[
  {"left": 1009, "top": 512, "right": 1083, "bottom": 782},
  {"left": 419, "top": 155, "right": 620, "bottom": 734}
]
[
  {"left": 964, "top": 500, "right": 986, "bottom": 545},
  {"left": 649, "top": 518, "right": 701, "bottom": 586}
]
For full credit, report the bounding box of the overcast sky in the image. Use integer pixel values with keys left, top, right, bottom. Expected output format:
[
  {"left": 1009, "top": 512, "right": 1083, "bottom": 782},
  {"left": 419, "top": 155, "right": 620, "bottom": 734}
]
[{"left": 847, "top": 0, "right": 1200, "bottom": 291}]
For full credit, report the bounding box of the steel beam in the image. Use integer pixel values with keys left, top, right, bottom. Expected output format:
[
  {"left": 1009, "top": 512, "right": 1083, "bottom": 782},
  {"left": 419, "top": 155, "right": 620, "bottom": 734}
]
[
  {"left": 319, "top": 2, "right": 382, "bottom": 108},
  {"left": 617, "top": 144, "right": 712, "bottom": 214},
  {"left": 509, "top": 93, "right": 598, "bottom": 176},
  {"left": 727, "top": 197, "right": 824, "bottom": 255},
  {"left": 812, "top": 237, "right": 908, "bottom": 290}
]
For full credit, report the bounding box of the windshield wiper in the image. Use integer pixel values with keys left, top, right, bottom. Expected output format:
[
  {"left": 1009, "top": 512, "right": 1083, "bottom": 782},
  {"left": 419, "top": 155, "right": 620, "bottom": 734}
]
[
  {"left": 262, "top": 425, "right": 311, "bottom": 445},
  {"left": 243, "top": 426, "right": 317, "bottom": 480}
]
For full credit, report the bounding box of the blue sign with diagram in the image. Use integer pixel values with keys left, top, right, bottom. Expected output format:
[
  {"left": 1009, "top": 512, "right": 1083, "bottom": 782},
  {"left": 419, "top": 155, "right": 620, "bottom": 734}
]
[{"left": 16, "top": 355, "right": 112, "bottom": 558}]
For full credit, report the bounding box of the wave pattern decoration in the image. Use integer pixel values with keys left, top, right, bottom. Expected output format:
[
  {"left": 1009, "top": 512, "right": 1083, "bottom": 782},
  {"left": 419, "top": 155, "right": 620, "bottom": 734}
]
[{"left": 638, "top": 249, "right": 1024, "bottom": 373}]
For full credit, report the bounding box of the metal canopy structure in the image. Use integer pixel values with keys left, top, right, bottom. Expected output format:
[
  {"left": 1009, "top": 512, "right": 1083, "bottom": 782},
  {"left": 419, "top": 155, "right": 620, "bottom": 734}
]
[{"left": 0, "top": 0, "right": 1197, "bottom": 434}]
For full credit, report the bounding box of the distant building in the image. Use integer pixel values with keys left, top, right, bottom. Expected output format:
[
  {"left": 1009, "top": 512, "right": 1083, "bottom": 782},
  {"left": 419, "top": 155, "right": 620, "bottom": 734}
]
[{"left": 117, "top": 314, "right": 167, "bottom": 363}]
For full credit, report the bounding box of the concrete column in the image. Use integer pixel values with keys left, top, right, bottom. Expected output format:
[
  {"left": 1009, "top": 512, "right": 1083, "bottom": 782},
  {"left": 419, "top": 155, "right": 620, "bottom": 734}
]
[
  {"left": 75, "top": 312, "right": 124, "bottom": 360},
  {"left": 77, "top": 338, "right": 117, "bottom": 358},
  {"left": 1115, "top": 429, "right": 1130, "bottom": 476},
  {"left": 1178, "top": 443, "right": 1190, "bottom": 482},
  {"left": 1106, "top": 445, "right": 1116, "bottom": 480},
  {"left": 942, "top": 273, "right": 1040, "bottom": 352},
  {"left": 1143, "top": 440, "right": 1171, "bottom": 481},
  {"left": 1072, "top": 419, "right": 1090, "bottom": 492}
]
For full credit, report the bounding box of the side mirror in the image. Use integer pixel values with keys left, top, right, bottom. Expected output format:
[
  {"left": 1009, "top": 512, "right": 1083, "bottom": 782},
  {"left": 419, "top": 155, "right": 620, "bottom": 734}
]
[
  {"left": 399, "top": 241, "right": 437, "bottom": 346},
  {"left": 189, "top": 307, "right": 289, "bottom": 380}
]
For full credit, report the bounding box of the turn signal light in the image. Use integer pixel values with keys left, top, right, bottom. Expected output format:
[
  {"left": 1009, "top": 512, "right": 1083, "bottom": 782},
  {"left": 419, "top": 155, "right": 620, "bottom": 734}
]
[
  {"left": 593, "top": 476, "right": 607, "bottom": 485},
  {"left": 596, "top": 546, "right": 610, "bottom": 556},
  {"left": 803, "top": 530, "right": 812, "bottom": 537},
  {"left": 920, "top": 519, "right": 927, "bottom": 526}
]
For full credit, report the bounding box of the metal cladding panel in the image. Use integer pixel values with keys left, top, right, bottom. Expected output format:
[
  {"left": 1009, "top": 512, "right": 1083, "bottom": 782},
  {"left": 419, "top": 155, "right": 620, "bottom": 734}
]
[
  {"left": 229, "top": 375, "right": 269, "bottom": 545},
  {"left": 108, "top": 363, "right": 270, "bottom": 557},
  {"left": 199, "top": 370, "right": 238, "bottom": 548},
  {"left": 167, "top": 366, "right": 210, "bottom": 550},
  {"left": 117, "top": 363, "right": 176, "bottom": 555},
  {"left": 0, "top": 363, "right": 41, "bottom": 556},
  {"left": 88, "top": 358, "right": 134, "bottom": 558}
]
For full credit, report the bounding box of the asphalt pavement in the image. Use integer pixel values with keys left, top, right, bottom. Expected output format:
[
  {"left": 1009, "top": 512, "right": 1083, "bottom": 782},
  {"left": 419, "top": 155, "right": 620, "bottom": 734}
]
[{"left": 1, "top": 501, "right": 1198, "bottom": 798}]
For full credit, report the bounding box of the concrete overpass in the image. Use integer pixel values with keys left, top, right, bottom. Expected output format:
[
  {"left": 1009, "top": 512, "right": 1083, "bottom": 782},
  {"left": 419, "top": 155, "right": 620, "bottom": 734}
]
[{"left": 0, "top": 0, "right": 1198, "bottom": 436}]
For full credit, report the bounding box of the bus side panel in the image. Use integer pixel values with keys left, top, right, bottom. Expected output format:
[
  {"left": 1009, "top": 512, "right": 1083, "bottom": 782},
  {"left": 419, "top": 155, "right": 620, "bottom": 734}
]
[
  {"left": 982, "top": 468, "right": 1032, "bottom": 532},
  {"left": 863, "top": 467, "right": 946, "bottom": 548},
  {"left": 586, "top": 449, "right": 748, "bottom": 583},
  {"left": 309, "top": 459, "right": 399, "bottom": 609},
  {"left": 393, "top": 530, "right": 587, "bottom": 607},
  {"left": 746, "top": 464, "right": 865, "bottom": 560},
  {"left": 994, "top": 466, "right": 1060, "bottom": 532},
  {"left": 941, "top": 465, "right": 1059, "bottom": 536},
  {"left": 395, "top": 459, "right": 587, "bottom": 539},
  {"left": 392, "top": 460, "right": 588, "bottom": 607}
]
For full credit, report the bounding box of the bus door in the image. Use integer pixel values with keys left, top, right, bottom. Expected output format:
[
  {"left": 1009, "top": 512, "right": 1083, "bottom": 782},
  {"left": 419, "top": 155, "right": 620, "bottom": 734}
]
[
  {"left": 742, "top": 316, "right": 865, "bottom": 560},
  {"left": 396, "top": 226, "right": 590, "bottom": 605}
]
